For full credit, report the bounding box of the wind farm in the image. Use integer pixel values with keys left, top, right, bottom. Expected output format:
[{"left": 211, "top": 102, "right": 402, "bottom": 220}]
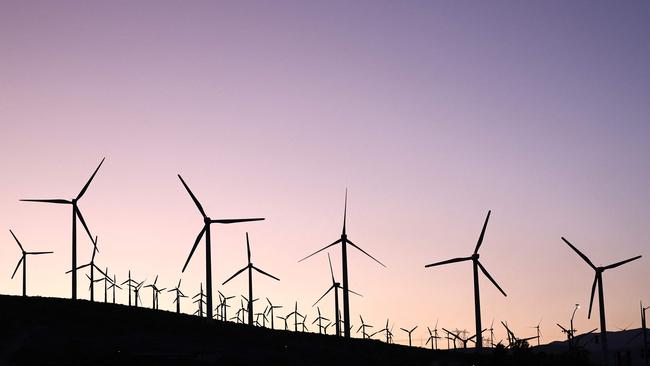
[{"left": 2, "top": 1, "right": 649, "bottom": 365}]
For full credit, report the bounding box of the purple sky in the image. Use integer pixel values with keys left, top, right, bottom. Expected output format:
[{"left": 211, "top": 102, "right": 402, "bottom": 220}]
[{"left": 1, "top": 1, "right": 649, "bottom": 346}]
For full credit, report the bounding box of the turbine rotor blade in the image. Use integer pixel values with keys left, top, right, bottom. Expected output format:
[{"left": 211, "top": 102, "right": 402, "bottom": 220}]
[
  {"left": 313, "top": 285, "right": 334, "bottom": 306},
  {"left": 588, "top": 274, "right": 597, "bottom": 319},
  {"left": 298, "top": 238, "right": 342, "bottom": 263},
  {"left": 222, "top": 266, "right": 248, "bottom": 285},
  {"left": 211, "top": 218, "right": 265, "bottom": 224},
  {"left": 603, "top": 255, "right": 642, "bottom": 270},
  {"left": 477, "top": 261, "right": 507, "bottom": 297},
  {"left": 327, "top": 253, "right": 335, "bottom": 283},
  {"left": 11, "top": 256, "right": 24, "bottom": 279},
  {"left": 177, "top": 175, "right": 207, "bottom": 218},
  {"left": 252, "top": 266, "right": 280, "bottom": 281},
  {"left": 20, "top": 199, "right": 71, "bottom": 204},
  {"left": 348, "top": 288, "right": 363, "bottom": 297},
  {"left": 347, "top": 240, "right": 386, "bottom": 267},
  {"left": 561, "top": 237, "right": 596, "bottom": 270},
  {"left": 425, "top": 256, "right": 472, "bottom": 268},
  {"left": 27, "top": 251, "right": 54, "bottom": 255},
  {"left": 75, "top": 207, "right": 95, "bottom": 245},
  {"left": 9, "top": 230, "right": 24, "bottom": 252},
  {"left": 246, "top": 232, "right": 251, "bottom": 263},
  {"left": 77, "top": 157, "right": 105, "bottom": 200},
  {"left": 182, "top": 226, "right": 206, "bottom": 272},
  {"left": 474, "top": 210, "right": 491, "bottom": 254}
]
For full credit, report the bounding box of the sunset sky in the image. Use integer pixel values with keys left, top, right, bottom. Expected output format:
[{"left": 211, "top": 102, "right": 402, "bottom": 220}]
[{"left": 1, "top": 1, "right": 649, "bottom": 346}]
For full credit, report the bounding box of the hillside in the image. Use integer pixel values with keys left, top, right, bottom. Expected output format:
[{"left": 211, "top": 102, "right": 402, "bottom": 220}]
[{"left": 0, "top": 295, "right": 601, "bottom": 365}]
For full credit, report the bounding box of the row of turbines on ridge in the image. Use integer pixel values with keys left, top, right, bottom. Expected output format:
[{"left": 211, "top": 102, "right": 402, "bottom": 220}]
[{"left": 6, "top": 158, "right": 648, "bottom": 364}]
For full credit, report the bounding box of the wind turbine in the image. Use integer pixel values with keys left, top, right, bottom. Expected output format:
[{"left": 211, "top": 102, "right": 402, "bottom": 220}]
[
  {"left": 401, "top": 326, "right": 418, "bottom": 347},
  {"left": 218, "top": 291, "right": 235, "bottom": 321},
  {"left": 312, "top": 307, "right": 330, "bottom": 334},
  {"left": 133, "top": 279, "right": 145, "bottom": 307},
  {"left": 177, "top": 174, "right": 264, "bottom": 319},
  {"left": 144, "top": 275, "right": 166, "bottom": 310},
  {"left": 426, "top": 321, "right": 441, "bottom": 350},
  {"left": 21, "top": 157, "right": 105, "bottom": 300},
  {"left": 266, "top": 298, "right": 282, "bottom": 329},
  {"left": 222, "top": 232, "right": 280, "bottom": 325},
  {"left": 313, "top": 253, "right": 363, "bottom": 337},
  {"left": 93, "top": 267, "right": 113, "bottom": 303},
  {"left": 299, "top": 190, "right": 385, "bottom": 338},
  {"left": 357, "top": 315, "right": 373, "bottom": 339},
  {"left": 287, "top": 301, "right": 304, "bottom": 332},
  {"left": 425, "top": 211, "right": 507, "bottom": 349},
  {"left": 107, "top": 274, "right": 121, "bottom": 304},
  {"left": 9, "top": 230, "right": 53, "bottom": 296},
  {"left": 193, "top": 283, "right": 207, "bottom": 317},
  {"left": 277, "top": 315, "right": 289, "bottom": 330},
  {"left": 562, "top": 237, "right": 642, "bottom": 363},
  {"left": 530, "top": 319, "right": 542, "bottom": 347},
  {"left": 168, "top": 279, "right": 186, "bottom": 314},
  {"left": 371, "top": 319, "right": 393, "bottom": 343},
  {"left": 121, "top": 270, "right": 138, "bottom": 306},
  {"left": 66, "top": 236, "right": 105, "bottom": 301}
]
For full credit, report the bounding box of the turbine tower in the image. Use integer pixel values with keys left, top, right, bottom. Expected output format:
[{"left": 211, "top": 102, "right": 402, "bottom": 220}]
[
  {"left": 299, "top": 189, "right": 385, "bottom": 338},
  {"left": 21, "top": 157, "right": 105, "bottom": 299},
  {"left": 222, "top": 232, "right": 280, "bottom": 325},
  {"left": 178, "top": 174, "right": 264, "bottom": 319},
  {"left": 9, "top": 230, "right": 53, "bottom": 296},
  {"left": 562, "top": 236, "right": 641, "bottom": 364},
  {"left": 425, "top": 211, "right": 507, "bottom": 349}
]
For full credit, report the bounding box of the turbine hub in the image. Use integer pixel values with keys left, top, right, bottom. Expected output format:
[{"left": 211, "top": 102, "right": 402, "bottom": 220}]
[
  {"left": 204, "top": 216, "right": 211, "bottom": 224},
  {"left": 71, "top": 198, "right": 77, "bottom": 204},
  {"left": 472, "top": 253, "right": 480, "bottom": 260}
]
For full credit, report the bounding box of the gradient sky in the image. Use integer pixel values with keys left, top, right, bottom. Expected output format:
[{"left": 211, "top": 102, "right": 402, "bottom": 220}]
[{"left": 1, "top": 0, "right": 649, "bottom": 346}]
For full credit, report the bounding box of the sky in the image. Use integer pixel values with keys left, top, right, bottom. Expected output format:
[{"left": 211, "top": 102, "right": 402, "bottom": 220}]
[{"left": 1, "top": 0, "right": 649, "bottom": 347}]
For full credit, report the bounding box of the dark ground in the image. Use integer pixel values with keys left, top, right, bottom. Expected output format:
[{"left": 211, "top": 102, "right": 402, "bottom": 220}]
[{"left": 0, "top": 295, "right": 599, "bottom": 365}]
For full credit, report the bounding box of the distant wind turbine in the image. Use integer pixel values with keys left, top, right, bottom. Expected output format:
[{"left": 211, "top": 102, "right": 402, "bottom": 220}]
[
  {"left": 222, "top": 232, "right": 280, "bottom": 325},
  {"left": 401, "top": 326, "right": 418, "bottom": 347},
  {"left": 9, "top": 230, "right": 53, "bottom": 296}
]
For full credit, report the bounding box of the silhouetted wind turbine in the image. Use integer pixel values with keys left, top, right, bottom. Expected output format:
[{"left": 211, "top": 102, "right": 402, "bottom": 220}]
[
  {"left": 299, "top": 190, "right": 385, "bottom": 338},
  {"left": 177, "top": 175, "right": 264, "bottom": 320},
  {"left": 144, "top": 275, "right": 165, "bottom": 310},
  {"left": 168, "top": 279, "right": 186, "bottom": 314},
  {"left": 426, "top": 321, "right": 441, "bottom": 350},
  {"left": 107, "top": 274, "right": 121, "bottom": 304},
  {"left": 312, "top": 253, "right": 363, "bottom": 337},
  {"left": 401, "top": 326, "right": 418, "bottom": 347},
  {"left": 218, "top": 291, "right": 235, "bottom": 321},
  {"left": 562, "top": 236, "right": 642, "bottom": 363},
  {"left": 222, "top": 232, "right": 279, "bottom": 325},
  {"left": 287, "top": 301, "right": 304, "bottom": 332},
  {"left": 193, "top": 283, "right": 207, "bottom": 317},
  {"left": 93, "top": 267, "right": 113, "bottom": 303},
  {"left": 357, "top": 315, "right": 373, "bottom": 339},
  {"left": 9, "top": 230, "right": 53, "bottom": 296},
  {"left": 277, "top": 315, "right": 289, "bottom": 330},
  {"left": 121, "top": 270, "right": 138, "bottom": 306},
  {"left": 21, "top": 158, "right": 104, "bottom": 300},
  {"left": 371, "top": 319, "right": 393, "bottom": 344},
  {"left": 266, "top": 298, "right": 282, "bottom": 329},
  {"left": 530, "top": 319, "right": 542, "bottom": 347},
  {"left": 66, "top": 236, "right": 105, "bottom": 301},
  {"left": 425, "top": 211, "right": 507, "bottom": 349},
  {"left": 133, "top": 279, "right": 145, "bottom": 307},
  {"left": 312, "top": 307, "right": 330, "bottom": 334}
]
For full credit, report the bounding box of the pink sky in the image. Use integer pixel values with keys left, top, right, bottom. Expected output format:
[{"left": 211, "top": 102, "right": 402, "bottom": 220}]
[{"left": 1, "top": 1, "right": 649, "bottom": 346}]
